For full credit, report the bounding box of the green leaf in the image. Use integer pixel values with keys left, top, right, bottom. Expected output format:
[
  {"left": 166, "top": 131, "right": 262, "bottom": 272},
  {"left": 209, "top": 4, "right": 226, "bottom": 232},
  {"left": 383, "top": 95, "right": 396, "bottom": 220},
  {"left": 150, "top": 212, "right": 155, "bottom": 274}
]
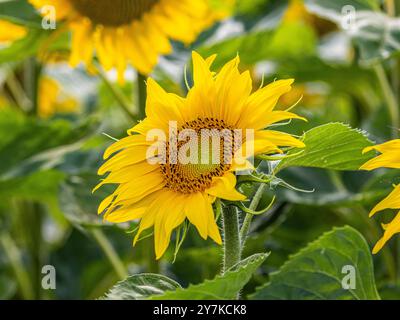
[
  {"left": 102, "top": 274, "right": 181, "bottom": 300},
  {"left": 250, "top": 226, "right": 380, "bottom": 300},
  {"left": 276, "top": 123, "right": 374, "bottom": 172},
  {"left": 198, "top": 22, "right": 317, "bottom": 69},
  {"left": 0, "top": 110, "right": 96, "bottom": 178},
  {"left": 234, "top": 0, "right": 269, "bottom": 15},
  {"left": 0, "top": 0, "right": 42, "bottom": 27},
  {"left": 59, "top": 173, "right": 108, "bottom": 227},
  {"left": 0, "top": 169, "right": 65, "bottom": 202},
  {"left": 153, "top": 253, "right": 268, "bottom": 300}
]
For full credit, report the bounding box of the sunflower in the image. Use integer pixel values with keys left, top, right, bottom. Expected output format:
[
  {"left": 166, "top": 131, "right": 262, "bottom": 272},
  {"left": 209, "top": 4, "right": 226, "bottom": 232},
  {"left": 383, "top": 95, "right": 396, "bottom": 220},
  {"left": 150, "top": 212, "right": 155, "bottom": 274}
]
[
  {"left": 0, "top": 20, "right": 27, "bottom": 44},
  {"left": 29, "top": 0, "right": 231, "bottom": 82},
  {"left": 361, "top": 139, "right": 400, "bottom": 253},
  {"left": 96, "top": 52, "right": 305, "bottom": 259}
]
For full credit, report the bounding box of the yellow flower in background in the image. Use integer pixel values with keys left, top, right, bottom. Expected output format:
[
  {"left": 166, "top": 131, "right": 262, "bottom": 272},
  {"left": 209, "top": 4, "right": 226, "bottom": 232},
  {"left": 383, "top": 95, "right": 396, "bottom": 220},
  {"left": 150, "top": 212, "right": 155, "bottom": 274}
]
[
  {"left": 38, "top": 76, "right": 78, "bottom": 118},
  {"left": 96, "top": 52, "right": 305, "bottom": 259},
  {"left": 282, "top": 0, "right": 336, "bottom": 36},
  {"left": 29, "top": 0, "right": 232, "bottom": 82},
  {"left": 361, "top": 140, "right": 400, "bottom": 253},
  {"left": 283, "top": 0, "right": 312, "bottom": 25},
  {"left": 0, "top": 20, "right": 27, "bottom": 44},
  {"left": 0, "top": 95, "right": 9, "bottom": 109}
]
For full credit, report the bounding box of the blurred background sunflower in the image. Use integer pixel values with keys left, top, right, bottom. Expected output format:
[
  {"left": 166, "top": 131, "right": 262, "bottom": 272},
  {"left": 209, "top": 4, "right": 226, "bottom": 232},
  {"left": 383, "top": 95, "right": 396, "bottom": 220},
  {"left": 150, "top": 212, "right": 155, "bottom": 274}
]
[{"left": 29, "top": 0, "right": 234, "bottom": 82}]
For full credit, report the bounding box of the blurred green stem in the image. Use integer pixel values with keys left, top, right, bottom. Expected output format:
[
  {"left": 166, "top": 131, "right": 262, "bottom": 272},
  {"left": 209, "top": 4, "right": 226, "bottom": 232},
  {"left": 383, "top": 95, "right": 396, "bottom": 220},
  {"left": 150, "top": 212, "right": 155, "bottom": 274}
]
[
  {"left": 240, "top": 184, "right": 267, "bottom": 248},
  {"left": 137, "top": 72, "right": 147, "bottom": 120},
  {"left": 373, "top": 64, "right": 399, "bottom": 138},
  {"left": 24, "top": 58, "right": 41, "bottom": 115},
  {"left": 144, "top": 237, "right": 159, "bottom": 273},
  {"left": 30, "top": 203, "right": 43, "bottom": 299},
  {"left": 96, "top": 65, "right": 136, "bottom": 121},
  {"left": 90, "top": 228, "right": 128, "bottom": 280},
  {"left": 5, "top": 70, "right": 31, "bottom": 112},
  {"left": 0, "top": 233, "right": 34, "bottom": 300},
  {"left": 222, "top": 205, "right": 241, "bottom": 274}
]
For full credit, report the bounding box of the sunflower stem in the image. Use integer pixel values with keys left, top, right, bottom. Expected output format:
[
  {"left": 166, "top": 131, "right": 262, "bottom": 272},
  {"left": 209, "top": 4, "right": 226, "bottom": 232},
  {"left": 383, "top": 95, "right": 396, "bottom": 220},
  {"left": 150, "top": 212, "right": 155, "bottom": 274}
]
[
  {"left": 90, "top": 228, "right": 128, "bottom": 280},
  {"left": 0, "top": 233, "right": 35, "bottom": 300},
  {"left": 373, "top": 63, "right": 399, "bottom": 138},
  {"left": 222, "top": 205, "right": 241, "bottom": 274},
  {"left": 96, "top": 65, "right": 137, "bottom": 121},
  {"left": 240, "top": 184, "right": 266, "bottom": 248},
  {"left": 24, "top": 57, "right": 41, "bottom": 115},
  {"left": 137, "top": 72, "right": 147, "bottom": 120}
]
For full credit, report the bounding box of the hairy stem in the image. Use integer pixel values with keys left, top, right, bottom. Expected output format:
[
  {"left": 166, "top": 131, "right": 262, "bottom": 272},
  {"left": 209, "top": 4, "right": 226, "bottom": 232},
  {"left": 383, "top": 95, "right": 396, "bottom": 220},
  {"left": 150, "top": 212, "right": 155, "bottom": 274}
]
[{"left": 222, "top": 205, "right": 241, "bottom": 274}]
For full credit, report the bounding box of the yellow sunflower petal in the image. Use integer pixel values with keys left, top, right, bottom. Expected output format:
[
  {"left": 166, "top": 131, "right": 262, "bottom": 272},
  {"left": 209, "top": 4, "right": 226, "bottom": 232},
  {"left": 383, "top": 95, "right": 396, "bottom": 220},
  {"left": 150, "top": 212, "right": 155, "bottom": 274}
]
[
  {"left": 205, "top": 173, "right": 246, "bottom": 201},
  {"left": 263, "top": 111, "right": 307, "bottom": 127},
  {"left": 105, "top": 190, "right": 162, "bottom": 223},
  {"left": 372, "top": 211, "right": 400, "bottom": 254},
  {"left": 361, "top": 139, "right": 400, "bottom": 170},
  {"left": 146, "top": 78, "right": 185, "bottom": 125},
  {"left": 255, "top": 130, "right": 305, "bottom": 148},
  {"left": 369, "top": 185, "right": 400, "bottom": 217},
  {"left": 205, "top": 196, "right": 222, "bottom": 244},
  {"left": 0, "top": 20, "right": 27, "bottom": 43},
  {"left": 237, "top": 79, "right": 295, "bottom": 129},
  {"left": 184, "top": 192, "right": 209, "bottom": 239},
  {"left": 155, "top": 191, "right": 186, "bottom": 259}
]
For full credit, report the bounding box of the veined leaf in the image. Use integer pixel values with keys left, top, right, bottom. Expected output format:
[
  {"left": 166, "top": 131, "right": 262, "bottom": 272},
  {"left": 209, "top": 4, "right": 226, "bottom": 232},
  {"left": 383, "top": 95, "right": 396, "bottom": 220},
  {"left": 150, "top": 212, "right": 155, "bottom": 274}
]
[
  {"left": 276, "top": 123, "right": 374, "bottom": 172},
  {"left": 102, "top": 274, "right": 181, "bottom": 300},
  {"left": 250, "top": 226, "right": 380, "bottom": 300},
  {"left": 152, "top": 253, "right": 268, "bottom": 300}
]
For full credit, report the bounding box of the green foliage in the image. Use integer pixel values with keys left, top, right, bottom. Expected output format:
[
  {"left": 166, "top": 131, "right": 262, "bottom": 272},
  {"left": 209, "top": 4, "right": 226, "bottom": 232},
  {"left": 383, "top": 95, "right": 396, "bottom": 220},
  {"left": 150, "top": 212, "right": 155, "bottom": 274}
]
[
  {"left": 250, "top": 226, "right": 380, "bottom": 300},
  {"left": 102, "top": 274, "right": 181, "bottom": 300},
  {"left": 0, "top": 111, "right": 96, "bottom": 178},
  {"left": 0, "top": 169, "right": 64, "bottom": 202},
  {"left": 0, "top": 0, "right": 42, "bottom": 27},
  {"left": 199, "top": 23, "right": 317, "bottom": 69},
  {"left": 154, "top": 253, "right": 268, "bottom": 300},
  {"left": 277, "top": 123, "right": 374, "bottom": 172}
]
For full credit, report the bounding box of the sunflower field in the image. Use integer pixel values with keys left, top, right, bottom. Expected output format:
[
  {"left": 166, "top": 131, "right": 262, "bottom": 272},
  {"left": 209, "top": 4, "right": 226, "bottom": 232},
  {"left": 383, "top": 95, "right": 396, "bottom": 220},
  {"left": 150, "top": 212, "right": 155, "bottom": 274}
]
[{"left": 0, "top": 0, "right": 400, "bottom": 303}]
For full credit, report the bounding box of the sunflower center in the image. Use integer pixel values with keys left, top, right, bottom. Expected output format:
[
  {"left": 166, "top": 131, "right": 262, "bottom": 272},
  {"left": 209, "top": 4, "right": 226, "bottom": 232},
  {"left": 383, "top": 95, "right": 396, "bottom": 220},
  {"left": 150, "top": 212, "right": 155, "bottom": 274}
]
[
  {"left": 69, "top": 0, "right": 159, "bottom": 26},
  {"left": 160, "top": 118, "right": 237, "bottom": 194}
]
